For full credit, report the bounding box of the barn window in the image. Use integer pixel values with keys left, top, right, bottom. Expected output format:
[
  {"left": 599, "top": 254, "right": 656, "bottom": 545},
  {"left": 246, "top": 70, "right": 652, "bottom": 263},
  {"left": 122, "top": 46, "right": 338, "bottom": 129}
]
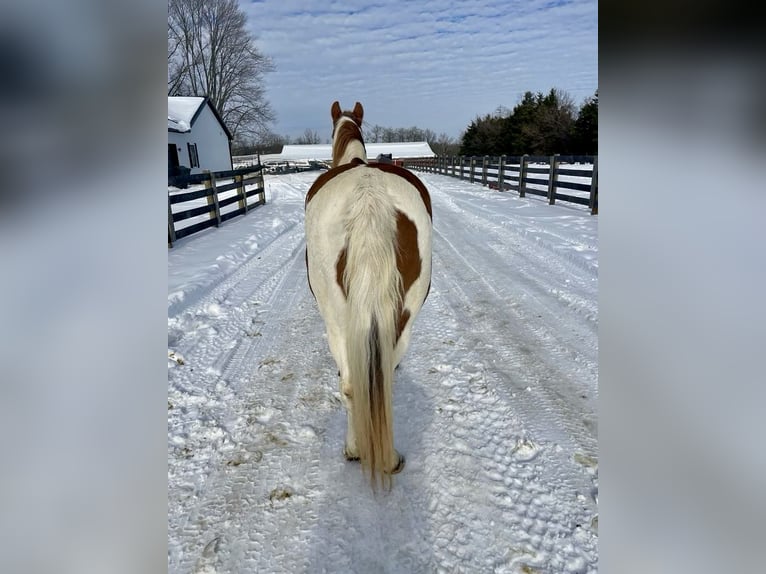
[{"left": 187, "top": 143, "right": 199, "bottom": 168}]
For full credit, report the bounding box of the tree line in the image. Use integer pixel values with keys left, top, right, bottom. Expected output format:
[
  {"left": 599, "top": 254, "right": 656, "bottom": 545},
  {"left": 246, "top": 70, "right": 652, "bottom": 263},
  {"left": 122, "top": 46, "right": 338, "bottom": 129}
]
[
  {"left": 237, "top": 88, "right": 597, "bottom": 157},
  {"left": 460, "top": 89, "right": 597, "bottom": 157},
  {"left": 232, "top": 126, "right": 461, "bottom": 157}
]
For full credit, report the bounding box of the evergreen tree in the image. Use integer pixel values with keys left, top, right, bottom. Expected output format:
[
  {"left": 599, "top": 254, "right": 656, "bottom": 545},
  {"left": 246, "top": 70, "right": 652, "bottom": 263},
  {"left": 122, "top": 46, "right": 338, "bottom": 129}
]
[
  {"left": 573, "top": 90, "right": 598, "bottom": 155},
  {"left": 503, "top": 91, "right": 538, "bottom": 154},
  {"left": 459, "top": 88, "right": 583, "bottom": 156}
]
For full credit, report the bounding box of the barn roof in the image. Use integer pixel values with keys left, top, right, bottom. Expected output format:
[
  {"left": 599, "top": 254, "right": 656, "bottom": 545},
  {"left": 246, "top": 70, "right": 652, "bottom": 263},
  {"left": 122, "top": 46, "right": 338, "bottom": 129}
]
[
  {"left": 271, "top": 141, "right": 435, "bottom": 162},
  {"left": 168, "top": 96, "right": 233, "bottom": 140}
]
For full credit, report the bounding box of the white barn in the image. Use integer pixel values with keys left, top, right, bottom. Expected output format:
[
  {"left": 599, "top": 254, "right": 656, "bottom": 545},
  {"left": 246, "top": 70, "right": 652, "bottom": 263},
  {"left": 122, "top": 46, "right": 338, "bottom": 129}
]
[
  {"left": 259, "top": 141, "right": 436, "bottom": 164},
  {"left": 168, "top": 96, "right": 233, "bottom": 176}
]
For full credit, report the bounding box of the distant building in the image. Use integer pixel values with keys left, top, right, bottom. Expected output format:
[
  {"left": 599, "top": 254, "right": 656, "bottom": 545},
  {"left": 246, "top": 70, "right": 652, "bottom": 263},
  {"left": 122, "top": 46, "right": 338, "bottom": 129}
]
[
  {"left": 168, "top": 96, "right": 233, "bottom": 176},
  {"left": 255, "top": 141, "right": 436, "bottom": 168}
]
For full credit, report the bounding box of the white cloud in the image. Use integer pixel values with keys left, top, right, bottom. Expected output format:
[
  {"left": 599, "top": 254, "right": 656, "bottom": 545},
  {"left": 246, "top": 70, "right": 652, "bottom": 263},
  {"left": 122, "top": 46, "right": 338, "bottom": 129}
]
[{"left": 241, "top": 0, "right": 597, "bottom": 139}]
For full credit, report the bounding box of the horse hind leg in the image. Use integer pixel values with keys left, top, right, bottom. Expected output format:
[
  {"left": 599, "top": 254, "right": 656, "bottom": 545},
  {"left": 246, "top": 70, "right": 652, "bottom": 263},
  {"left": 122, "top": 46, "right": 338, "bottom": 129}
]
[
  {"left": 389, "top": 451, "right": 406, "bottom": 474},
  {"left": 339, "top": 376, "right": 360, "bottom": 461},
  {"left": 335, "top": 336, "right": 405, "bottom": 475},
  {"left": 323, "top": 323, "right": 358, "bottom": 460},
  {"left": 339, "top": 376, "right": 405, "bottom": 472}
]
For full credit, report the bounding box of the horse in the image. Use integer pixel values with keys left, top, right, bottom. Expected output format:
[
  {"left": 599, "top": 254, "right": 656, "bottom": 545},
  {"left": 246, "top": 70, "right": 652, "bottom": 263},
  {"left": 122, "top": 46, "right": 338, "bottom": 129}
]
[{"left": 304, "top": 101, "right": 433, "bottom": 488}]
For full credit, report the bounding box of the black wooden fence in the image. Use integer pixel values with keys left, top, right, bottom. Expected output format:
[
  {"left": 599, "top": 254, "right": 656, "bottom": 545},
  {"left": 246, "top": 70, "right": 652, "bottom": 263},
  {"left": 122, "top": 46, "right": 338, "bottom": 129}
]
[
  {"left": 402, "top": 154, "right": 598, "bottom": 215},
  {"left": 168, "top": 166, "right": 266, "bottom": 247}
]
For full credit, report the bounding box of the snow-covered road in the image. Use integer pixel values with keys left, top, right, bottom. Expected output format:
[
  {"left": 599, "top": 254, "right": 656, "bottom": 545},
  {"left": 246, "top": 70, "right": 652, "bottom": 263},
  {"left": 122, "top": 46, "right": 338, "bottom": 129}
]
[{"left": 168, "top": 170, "right": 598, "bottom": 573}]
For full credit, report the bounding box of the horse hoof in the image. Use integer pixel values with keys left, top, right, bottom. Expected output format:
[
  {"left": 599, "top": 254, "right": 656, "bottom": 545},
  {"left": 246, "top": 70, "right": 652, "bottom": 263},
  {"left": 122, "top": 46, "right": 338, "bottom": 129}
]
[
  {"left": 388, "top": 453, "right": 406, "bottom": 474},
  {"left": 343, "top": 446, "right": 360, "bottom": 462}
]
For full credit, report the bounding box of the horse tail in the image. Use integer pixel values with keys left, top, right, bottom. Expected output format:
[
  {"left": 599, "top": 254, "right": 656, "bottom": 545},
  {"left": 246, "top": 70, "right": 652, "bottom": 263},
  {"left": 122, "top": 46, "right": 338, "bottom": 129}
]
[{"left": 343, "top": 174, "right": 401, "bottom": 489}]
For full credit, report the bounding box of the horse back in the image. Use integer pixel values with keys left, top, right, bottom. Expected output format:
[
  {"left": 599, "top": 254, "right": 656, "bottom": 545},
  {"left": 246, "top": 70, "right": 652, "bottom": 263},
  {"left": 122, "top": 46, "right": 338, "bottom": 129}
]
[
  {"left": 306, "top": 161, "right": 432, "bottom": 221},
  {"left": 305, "top": 163, "right": 432, "bottom": 334}
]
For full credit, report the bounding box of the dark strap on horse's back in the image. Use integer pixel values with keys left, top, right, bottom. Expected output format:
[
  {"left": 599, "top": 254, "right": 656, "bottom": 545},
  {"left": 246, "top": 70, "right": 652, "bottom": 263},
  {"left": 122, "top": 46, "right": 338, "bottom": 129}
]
[
  {"left": 366, "top": 162, "right": 432, "bottom": 220},
  {"left": 305, "top": 162, "right": 360, "bottom": 207},
  {"left": 306, "top": 160, "right": 432, "bottom": 222}
]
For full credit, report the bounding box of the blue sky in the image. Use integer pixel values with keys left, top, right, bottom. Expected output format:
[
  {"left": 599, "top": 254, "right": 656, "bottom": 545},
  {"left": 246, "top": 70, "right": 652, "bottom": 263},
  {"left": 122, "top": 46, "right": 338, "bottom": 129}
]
[{"left": 242, "top": 0, "right": 597, "bottom": 141}]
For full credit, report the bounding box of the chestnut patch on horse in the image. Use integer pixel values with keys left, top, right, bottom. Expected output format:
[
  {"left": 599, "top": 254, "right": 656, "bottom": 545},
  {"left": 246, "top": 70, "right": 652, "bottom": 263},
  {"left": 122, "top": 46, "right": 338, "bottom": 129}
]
[
  {"left": 395, "top": 210, "right": 421, "bottom": 294},
  {"left": 335, "top": 246, "right": 348, "bottom": 298},
  {"left": 332, "top": 121, "right": 365, "bottom": 168},
  {"left": 394, "top": 210, "right": 421, "bottom": 342},
  {"left": 368, "top": 162, "right": 433, "bottom": 220},
  {"left": 305, "top": 249, "right": 315, "bottom": 298}
]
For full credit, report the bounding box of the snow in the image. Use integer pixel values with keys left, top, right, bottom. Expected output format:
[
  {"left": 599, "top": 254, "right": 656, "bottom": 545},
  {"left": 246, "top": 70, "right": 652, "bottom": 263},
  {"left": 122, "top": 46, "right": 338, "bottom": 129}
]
[
  {"left": 169, "top": 117, "right": 191, "bottom": 133},
  {"left": 168, "top": 170, "right": 598, "bottom": 573},
  {"left": 168, "top": 96, "right": 205, "bottom": 130},
  {"left": 263, "top": 141, "right": 436, "bottom": 163}
]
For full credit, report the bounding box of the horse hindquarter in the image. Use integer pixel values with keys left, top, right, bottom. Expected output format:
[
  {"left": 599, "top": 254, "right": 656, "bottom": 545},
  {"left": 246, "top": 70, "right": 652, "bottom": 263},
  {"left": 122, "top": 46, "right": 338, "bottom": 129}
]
[{"left": 306, "top": 166, "right": 431, "bottom": 486}]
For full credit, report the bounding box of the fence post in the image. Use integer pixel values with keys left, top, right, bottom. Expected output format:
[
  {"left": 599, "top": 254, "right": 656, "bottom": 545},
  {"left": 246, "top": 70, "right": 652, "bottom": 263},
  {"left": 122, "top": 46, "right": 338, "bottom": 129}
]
[
  {"left": 547, "top": 154, "right": 559, "bottom": 205},
  {"left": 258, "top": 171, "right": 267, "bottom": 206},
  {"left": 459, "top": 156, "right": 465, "bottom": 180},
  {"left": 497, "top": 155, "right": 506, "bottom": 191},
  {"left": 482, "top": 156, "right": 488, "bottom": 185},
  {"left": 168, "top": 197, "right": 176, "bottom": 247},
  {"left": 205, "top": 170, "right": 221, "bottom": 227},
  {"left": 519, "top": 154, "right": 528, "bottom": 197},
  {"left": 589, "top": 155, "right": 598, "bottom": 215},
  {"left": 236, "top": 174, "right": 248, "bottom": 214},
  {"left": 469, "top": 157, "right": 476, "bottom": 183}
]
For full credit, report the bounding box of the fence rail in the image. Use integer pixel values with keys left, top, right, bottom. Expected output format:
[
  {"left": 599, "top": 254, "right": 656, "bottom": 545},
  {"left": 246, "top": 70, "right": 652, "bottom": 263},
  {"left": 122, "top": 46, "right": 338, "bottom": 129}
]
[
  {"left": 168, "top": 166, "right": 266, "bottom": 247},
  {"left": 402, "top": 154, "right": 598, "bottom": 215}
]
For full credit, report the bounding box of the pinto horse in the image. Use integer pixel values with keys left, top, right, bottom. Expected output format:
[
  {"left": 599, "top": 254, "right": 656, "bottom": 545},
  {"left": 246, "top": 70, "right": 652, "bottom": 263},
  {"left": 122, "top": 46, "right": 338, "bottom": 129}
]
[{"left": 305, "top": 101, "right": 432, "bottom": 488}]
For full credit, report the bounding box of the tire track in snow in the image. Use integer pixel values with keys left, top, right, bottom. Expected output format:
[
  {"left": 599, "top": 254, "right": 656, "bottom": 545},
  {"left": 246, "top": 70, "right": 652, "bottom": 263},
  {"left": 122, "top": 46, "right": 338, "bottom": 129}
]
[
  {"left": 169, "top": 219, "right": 312, "bottom": 570},
  {"left": 170, "top": 250, "right": 327, "bottom": 571},
  {"left": 430, "top": 180, "right": 598, "bottom": 327},
  {"left": 391, "top": 226, "right": 598, "bottom": 571},
  {"left": 429, "top": 188, "right": 598, "bottom": 457},
  {"left": 168, "top": 217, "right": 301, "bottom": 321},
  {"left": 431, "top": 180, "right": 598, "bottom": 278}
]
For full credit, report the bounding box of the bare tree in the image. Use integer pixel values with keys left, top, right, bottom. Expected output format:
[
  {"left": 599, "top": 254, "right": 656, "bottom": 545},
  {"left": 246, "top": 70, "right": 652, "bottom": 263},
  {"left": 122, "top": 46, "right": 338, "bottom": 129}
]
[
  {"left": 432, "top": 132, "right": 459, "bottom": 156},
  {"left": 364, "top": 124, "right": 384, "bottom": 143},
  {"left": 295, "top": 129, "right": 321, "bottom": 145},
  {"left": 168, "top": 0, "right": 275, "bottom": 141}
]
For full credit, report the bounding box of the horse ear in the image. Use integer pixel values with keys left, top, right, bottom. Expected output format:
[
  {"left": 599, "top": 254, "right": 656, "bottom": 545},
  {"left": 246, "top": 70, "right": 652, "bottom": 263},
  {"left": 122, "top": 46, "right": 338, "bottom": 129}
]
[
  {"left": 331, "top": 101, "right": 342, "bottom": 123},
  {"left": 353, "top": 102, "right": 364, "bottom": 124}
]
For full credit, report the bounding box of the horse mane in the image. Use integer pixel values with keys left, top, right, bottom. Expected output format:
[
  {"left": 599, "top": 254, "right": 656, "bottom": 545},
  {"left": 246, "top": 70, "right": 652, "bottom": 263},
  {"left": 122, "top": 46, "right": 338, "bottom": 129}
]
[{"left": 332, "top": 103, "right": 366, "bottom": 168}]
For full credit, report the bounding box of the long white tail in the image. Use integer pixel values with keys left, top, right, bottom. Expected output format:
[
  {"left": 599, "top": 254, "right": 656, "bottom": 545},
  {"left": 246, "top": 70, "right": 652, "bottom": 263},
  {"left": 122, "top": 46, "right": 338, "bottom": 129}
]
[{"left": 343, "top": 175, "right": 402, "bottom": 488}]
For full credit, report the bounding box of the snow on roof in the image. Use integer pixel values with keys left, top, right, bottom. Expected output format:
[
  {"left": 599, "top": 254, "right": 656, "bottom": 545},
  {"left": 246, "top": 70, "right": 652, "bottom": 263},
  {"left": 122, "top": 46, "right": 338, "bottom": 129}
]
[
  {"left": 168, "top": 97, "right": 204, "bottom": 127},
  {"left": 168, "top": 96, "right": 233, "bottom": 140},
  {"left": 275, "top": 141, "right": 436, "bottom": 161},
  {"left": 168, "top": 117, "right": 191, "bottom": 133}
]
